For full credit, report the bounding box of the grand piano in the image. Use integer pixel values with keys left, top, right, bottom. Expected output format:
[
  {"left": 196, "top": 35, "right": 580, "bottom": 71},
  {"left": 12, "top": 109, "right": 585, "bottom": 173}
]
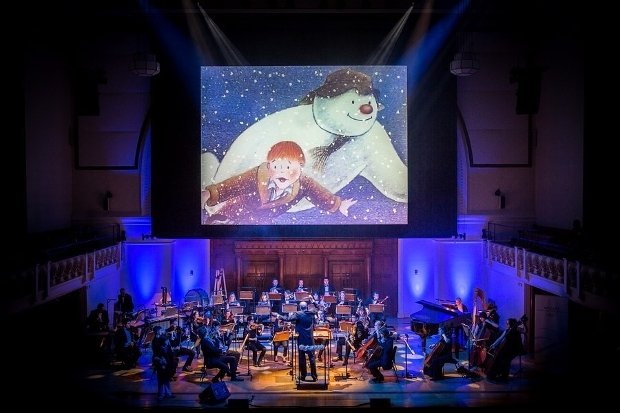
[{"left": 410, "top": 300, "right": 471, "bottom": 353}]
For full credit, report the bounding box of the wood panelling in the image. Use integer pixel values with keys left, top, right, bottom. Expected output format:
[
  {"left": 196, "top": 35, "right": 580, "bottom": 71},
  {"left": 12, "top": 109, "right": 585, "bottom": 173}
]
[{"left": 210, "top": 238, "right": 398, "bottom": 315}]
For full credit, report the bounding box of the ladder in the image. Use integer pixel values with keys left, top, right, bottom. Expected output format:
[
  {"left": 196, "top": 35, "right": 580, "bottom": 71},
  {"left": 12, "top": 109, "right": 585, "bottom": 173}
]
[{"left": 212, "top": 268, "right": 228, "bottom": 306}]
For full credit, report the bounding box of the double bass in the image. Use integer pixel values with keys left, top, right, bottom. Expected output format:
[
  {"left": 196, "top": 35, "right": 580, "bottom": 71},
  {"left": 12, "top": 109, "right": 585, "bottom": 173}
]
[{"left": 469, "top": 288, "right": 490, "bottom": 368}]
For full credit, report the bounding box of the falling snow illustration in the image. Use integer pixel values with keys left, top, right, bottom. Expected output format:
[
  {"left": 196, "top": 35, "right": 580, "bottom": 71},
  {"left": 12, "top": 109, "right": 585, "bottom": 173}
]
[{"left": 201, "top": 66, "right": 408, "bottom": 225}]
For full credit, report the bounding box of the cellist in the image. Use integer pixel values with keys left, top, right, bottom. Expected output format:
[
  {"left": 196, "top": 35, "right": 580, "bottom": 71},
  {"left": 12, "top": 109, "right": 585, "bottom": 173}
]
[
  {"left": 485, "top": 317, "right": 526, "bottom": 382},
  {"left": 423, "top": 326, "right": 456, "bottom": 380},
  {"left": 364, "top": 324, "right": 394, "bottom": 383}
]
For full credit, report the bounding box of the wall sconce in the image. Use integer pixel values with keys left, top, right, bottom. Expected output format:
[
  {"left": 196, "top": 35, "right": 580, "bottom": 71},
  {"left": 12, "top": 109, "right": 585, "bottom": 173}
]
[
  {"left": 494, "top": 189, "right": 505, "bottom": 209},
  {"left": 103, "top": 191, "right": 113, "bottom": 211}
]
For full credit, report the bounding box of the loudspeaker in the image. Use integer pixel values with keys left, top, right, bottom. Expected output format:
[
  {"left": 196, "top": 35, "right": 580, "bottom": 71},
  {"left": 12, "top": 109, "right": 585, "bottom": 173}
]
[
  {"left": 227, "top": 398, "right": 249, "bottom": 409},
  {"left": 370, "top": 398, "right": 391, "bottom": 407},
  {"left": 511, "top": 67, "right": 542, "bottom": 115},
  {"left": 199, "top": 381, "right": 230, "bottom": 404}
]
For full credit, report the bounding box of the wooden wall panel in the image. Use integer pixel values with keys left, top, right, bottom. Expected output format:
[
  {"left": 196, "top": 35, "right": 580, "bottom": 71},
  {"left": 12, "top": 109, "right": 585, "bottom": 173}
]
[{"left": 210, "top": 238, "right": 398, "bottom": 316}]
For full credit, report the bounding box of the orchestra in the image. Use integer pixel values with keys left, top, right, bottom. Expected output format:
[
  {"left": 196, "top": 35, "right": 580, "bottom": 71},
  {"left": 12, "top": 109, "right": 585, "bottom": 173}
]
[{"left": 89, "top": 279, "right": 528, "bottom": 392}]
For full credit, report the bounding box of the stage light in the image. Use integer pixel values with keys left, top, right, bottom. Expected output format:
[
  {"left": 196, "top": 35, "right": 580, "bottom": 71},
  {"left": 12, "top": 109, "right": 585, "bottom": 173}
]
[
  {"left": 450, "top": 51, "right": 480, "bottom": 76},
  {"left": 130, "top": 52, "right": 160, "bottom": 77}
]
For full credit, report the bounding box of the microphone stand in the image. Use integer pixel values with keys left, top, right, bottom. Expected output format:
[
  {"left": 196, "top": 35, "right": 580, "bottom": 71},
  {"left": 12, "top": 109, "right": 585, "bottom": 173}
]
[
  {"left": 237, "top": 331, "right": 253, "bottom": 380},
  {"left": 335, "top": 339, "right": 355, "bottom": 381},
  {"left": 401, "top": 334, "right": 416, "bottom": 379}
]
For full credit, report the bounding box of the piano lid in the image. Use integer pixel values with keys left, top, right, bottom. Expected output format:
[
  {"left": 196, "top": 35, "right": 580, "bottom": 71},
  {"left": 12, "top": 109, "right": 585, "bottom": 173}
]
[{"left": 410, "top": 300, "right": 469, "bottom": 324}]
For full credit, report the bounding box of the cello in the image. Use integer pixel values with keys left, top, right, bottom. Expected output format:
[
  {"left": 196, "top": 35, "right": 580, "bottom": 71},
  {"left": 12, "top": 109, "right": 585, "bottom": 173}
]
[
  {"left": 355, "top": 336, "right": 377, "bottom": 361},
  {"left": 423, "top": 339, "right": 446, "bottom": 368}
]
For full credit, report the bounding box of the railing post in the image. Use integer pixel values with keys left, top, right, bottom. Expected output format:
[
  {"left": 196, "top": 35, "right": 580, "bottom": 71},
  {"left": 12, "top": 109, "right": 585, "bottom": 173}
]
[
  {"left": 45, "top": 261, "right": 51, "bottom": 298},
  {"left": 514, "top": 246, "right": 519, "bottom": 276},
  {"left": 563, "top": 258, "right": 568, "bottom": 294},
  {"left": 34, "top": 264, "right": 39, "bottom": 302},
  {"left": 576, "top": 260, "right": 581, "bottom": 298}
]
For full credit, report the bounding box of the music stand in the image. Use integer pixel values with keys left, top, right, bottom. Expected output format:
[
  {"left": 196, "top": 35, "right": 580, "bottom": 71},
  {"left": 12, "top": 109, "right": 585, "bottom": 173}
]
[
  {"left": 323, "top": 295, "right": 337, "bottom": 304},
  {"left": 344, "top": 293, "right": 357, "bottom": 303},
  {"left": 230, "top": 306, "right": 244, "bottom": 315},
  {"left": 368, "top": 304, "right": 384, "bottom": 313},
  {"left": 268, "top": 292, "right": 282, "bottom": 300},
  {"left": 237, "top": 333, "right": 253, "bottom": 380},
  {"left": 294, "top": 292, "right": 311, "bottom": 302},
  {"left": 335, "top": 305, "right": 351, "bottom": 322},
  {"left": 238, "top": 290, "right": 253, "bottom": 300},
  {"left": 335, "top": 305, "right": 351, "bottom": 315},
  {"left": 335, "top": 321, "right": 356, "bottom": 381},
  {"left": 282, "top": 303, "right": 298, "bottom": 313}
]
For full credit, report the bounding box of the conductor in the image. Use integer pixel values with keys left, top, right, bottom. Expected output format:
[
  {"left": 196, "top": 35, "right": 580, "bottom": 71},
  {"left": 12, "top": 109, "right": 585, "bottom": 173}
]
[{"left": 276, "top": 301, "right": 318, "bottom": 382}]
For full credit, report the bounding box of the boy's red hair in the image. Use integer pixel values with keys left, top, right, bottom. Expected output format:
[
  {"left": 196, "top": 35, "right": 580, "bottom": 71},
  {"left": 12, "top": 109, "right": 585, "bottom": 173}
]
[{"left": 267, "top": 141, "right": 305, "bottom": 166}]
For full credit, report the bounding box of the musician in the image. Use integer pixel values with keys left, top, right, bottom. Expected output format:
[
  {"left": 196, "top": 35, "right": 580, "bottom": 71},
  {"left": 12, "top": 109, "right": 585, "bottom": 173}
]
[
  {"left": 114, "top": 319, "right": 141, "bottom": 368},
  {"left": 295, "top": 279, "right": 307, "bottom": 292},
  {"left": 244, "top": 316, "right": 266, "bottom": 367},
  {"left": 276, "top": 301, "right": 318, "bottom": 382},
  {"left": 366, "top": 292, "right": 386, "bottom": 323},
  {"left": 479, "top": 300, "right": 501, "bottom": 344},
  {"left": 455, "top": 297, "right": 468, "bottom": 313},
  {"left": 118, "top": 287, "right": 134, "bottom": 311},
  {"left": 334, "top": 313, "right": 368, "bottom": 366},
  {"left": 269, "top": 278, "right": 284, "bottom": 295},
  {"left": 485, "top": 318, "right": 526, "bottom": 382},
  {"left": 199, "top": 322, "right": 243, "bottom": 382},
  {"left": 365, "top": 325, "right": 394, "bottom": 383},
  {"left": 423, "top": 327, "right": 456, "bottom": 380},
  {"left": 453, "top": 297, "right": 468, "bottom": 358},
  {"left": 317, "top": 277, "right": 334, "bottom": 297},
  {"left": 166, "top": 320, "right": 195, "bottom": 372},
  {"left": 271, "top": 318, "right": 290, "bottom": 363},
  {"left": 151, "top": 325, "right": 175, "bottom": 400},
  {"left": 256, "top": 292, "right": 272, "bottom": 323},
  {"left": 87, "top": 303, "right": 110, "bottom": 332},
  {"left": 227, "top": 292, "right": 241, "bottom": 307},
  {"left": 210, "top": 320, "right": 241, "bottom": 366},
  {"left": 114, "top": 288, "right": 134, "bottom": 326},
  {"left": 221, "top": 309, "right": 237, "bottom": 346}
]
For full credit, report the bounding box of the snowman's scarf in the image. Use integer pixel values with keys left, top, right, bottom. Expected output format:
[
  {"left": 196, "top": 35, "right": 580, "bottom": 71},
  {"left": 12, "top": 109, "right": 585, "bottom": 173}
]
[{"left": 310, "top": 134, "right": 351, "bottom": 172}]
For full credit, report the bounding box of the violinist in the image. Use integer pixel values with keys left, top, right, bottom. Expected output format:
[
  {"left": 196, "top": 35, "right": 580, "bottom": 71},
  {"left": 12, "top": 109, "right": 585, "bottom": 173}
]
[
  {"left": 366, "top": 292, "right": 387, "bottom": 323},
  {"left": 166, "top": 320, "right": 195, "bottom": 373},
  {"left": 365, "top": 325, "right": 394, "bottom": 383},
  {"left": 244, "top": 316, "right": 266, "bottom": 367},
  {"left": 485, "top": 317, "right": 526, "bottom": 382}
]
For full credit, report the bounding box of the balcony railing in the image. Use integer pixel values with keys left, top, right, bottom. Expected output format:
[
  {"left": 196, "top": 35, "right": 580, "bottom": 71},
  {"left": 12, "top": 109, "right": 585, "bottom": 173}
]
[
  {"left": 485, "top": 240, "right": 619, "bottom": 313},
  {"left": 5, "top": 244, "right": 122, "bottom": 315}
]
